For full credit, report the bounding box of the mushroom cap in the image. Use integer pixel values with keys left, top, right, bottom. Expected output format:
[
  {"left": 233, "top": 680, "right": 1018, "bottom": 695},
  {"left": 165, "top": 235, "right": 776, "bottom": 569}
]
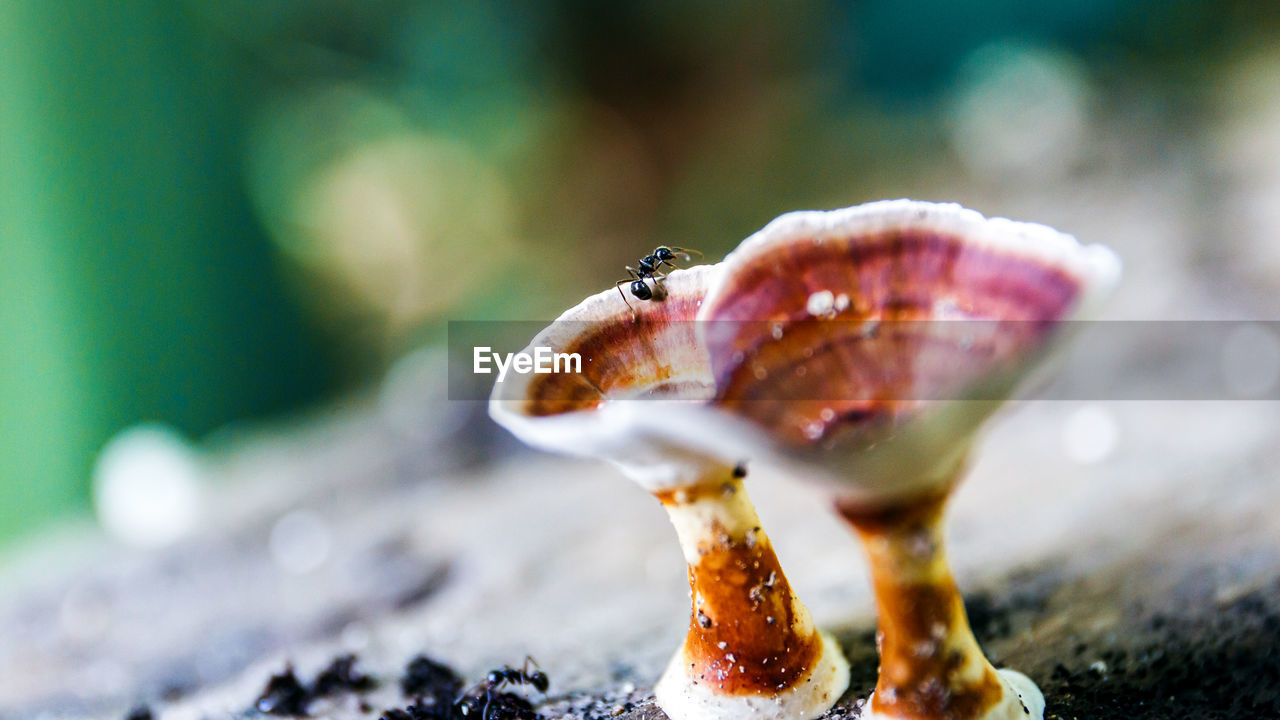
[
  {"left": 698, "top": 199, "right": 1121, "bottom": 502},
  {"left": 489, "top": 264, "right": 755, "bottom": 491}
]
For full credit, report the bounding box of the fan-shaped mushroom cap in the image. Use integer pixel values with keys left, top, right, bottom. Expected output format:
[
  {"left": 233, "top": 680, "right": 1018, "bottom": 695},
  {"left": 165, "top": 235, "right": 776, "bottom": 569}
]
[
  {"left": 688, "top": 200, "right": 1118, "bottom": 720},
  {"left": 698, "top": 199, "right": 1120, "bottom": 504},
  {"left": 489, "top": 264, "right": 747, "bottom": 491}
]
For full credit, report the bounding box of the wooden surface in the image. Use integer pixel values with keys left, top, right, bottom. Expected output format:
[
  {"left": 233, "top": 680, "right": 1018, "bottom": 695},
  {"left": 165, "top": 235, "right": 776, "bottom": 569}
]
[{"left": 1, "top": 385, "right": 1278, "bottom": 719}]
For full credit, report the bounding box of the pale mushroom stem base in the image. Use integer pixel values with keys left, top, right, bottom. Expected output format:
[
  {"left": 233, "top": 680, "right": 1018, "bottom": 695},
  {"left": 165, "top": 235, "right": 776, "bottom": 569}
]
[
  {"left": 652, "top": 471, "right": 849, "bottom": 720},
  {"left": 839, "top": 492, "right": 1044, "bottom": 720}
]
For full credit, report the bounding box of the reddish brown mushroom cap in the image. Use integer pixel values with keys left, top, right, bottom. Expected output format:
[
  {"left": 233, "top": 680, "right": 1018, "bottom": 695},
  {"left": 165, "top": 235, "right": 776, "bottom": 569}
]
[
  {"left": 698, "top": 199, "right": 1120, "bottom": 504},
  {"left": 490, "top": 265, "right": 733, "bottom": 491},
  {"left": 692, "top": 200, "right": 1118, "bottom": 720}
]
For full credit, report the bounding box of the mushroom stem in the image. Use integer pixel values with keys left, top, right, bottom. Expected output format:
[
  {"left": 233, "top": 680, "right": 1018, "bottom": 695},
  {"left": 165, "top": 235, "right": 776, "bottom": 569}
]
[
  {"left": 652, "top": 468, "right": 849, "bottom": 720},
  {"left": 839, "top": 492, "right": 1043, "bottom": 720}
]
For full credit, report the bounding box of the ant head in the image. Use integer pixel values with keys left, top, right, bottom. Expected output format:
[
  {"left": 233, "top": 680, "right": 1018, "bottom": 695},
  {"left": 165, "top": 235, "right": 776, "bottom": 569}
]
[
  {"left": 630, "top": 279, "right": 653, "bottom": 300},
  {"left": 486, "top": 670, "right": 504, "bottom": 684},
  {"left": 656, "top": 246, "right": 675, "bottom": 261}
]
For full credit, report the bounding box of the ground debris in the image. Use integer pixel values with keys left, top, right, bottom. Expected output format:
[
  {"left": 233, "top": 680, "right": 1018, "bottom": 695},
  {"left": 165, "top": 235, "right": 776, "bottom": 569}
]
[
  {"left": 254, "top": 653, "right": 381, "bottom": 716},
  {"left": 401, "top": 654, "right": 464, "bottom": 707},
  {"left": 313, "top": 654, "right": 377, "bottom": 696},
  {"left": 255, "top": 666, "right": 310, "bottom": 716},
  {"left": 456, "top": 691, "right": 539, "bottom": 720},
  {"left": 1041, "top": 579, "right": 1280, "bottom": 719},
  {"left": 381, "top": 701, "right": 452, "bottom": 720},
  {"left": 123, "top": 705, "right": 154, "bottom": 720}
]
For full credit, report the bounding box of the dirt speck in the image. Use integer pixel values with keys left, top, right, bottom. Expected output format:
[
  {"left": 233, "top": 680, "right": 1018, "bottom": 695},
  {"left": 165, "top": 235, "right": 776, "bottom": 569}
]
[
  {"left": 401, "top": 654, "right": 463, "bottom": 709},
  {"left": 124, "top": 705, "right": 154, "bottom": 720},
  {"left": 255, "top": 666, "right": 310, "bottom": 716},
  {"left": 313, "top": 654, "right": 377, "bottom": 697}
]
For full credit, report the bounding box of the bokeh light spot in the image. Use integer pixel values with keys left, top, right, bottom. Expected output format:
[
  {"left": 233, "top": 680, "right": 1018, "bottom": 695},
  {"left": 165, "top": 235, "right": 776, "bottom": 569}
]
[
  {"left": 949, "top": 41, "right": 1092, "bottom": 179},
  {"left": 269, "top": 509, "right": 332, "bottom": 575},
  {"left": 92, "top": 425, "right": 204, "bottom": 549}
]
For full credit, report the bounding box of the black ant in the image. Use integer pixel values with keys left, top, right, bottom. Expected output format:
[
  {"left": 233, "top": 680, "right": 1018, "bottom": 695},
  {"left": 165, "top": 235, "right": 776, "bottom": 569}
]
[
  {"left": 484, "top": 657, "right": 549, "bottom": 693},
  {"left": 453, "top": 657, "right": 547, "bottom": 720},
  {"left": 615, "top": 246, "right": 702, "bottom": 310}
]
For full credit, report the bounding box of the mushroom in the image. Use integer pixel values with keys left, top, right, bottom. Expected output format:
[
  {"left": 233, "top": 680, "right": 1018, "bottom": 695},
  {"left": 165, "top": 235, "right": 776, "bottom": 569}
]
[
  {"left": 488, "top": 265, "right": 851, "bottom": 720},
  {"left": 696, "top": 200, "right": 1120, "bottom": 720}
]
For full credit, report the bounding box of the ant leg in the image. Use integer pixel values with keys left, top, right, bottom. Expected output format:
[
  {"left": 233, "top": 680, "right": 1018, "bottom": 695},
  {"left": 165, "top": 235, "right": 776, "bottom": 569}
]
[
  {"left": 460, "top": 679, "right": 486, "bottom": 698},
  {"left": 644, "top": 269, "right": 669, "bottom": 298},
  {"left": 614, "top": 281, "right": 635, "bottom": 311},
  {"left": 617, "top": 266, "right": 648, "bottom": 312},
  {"left": 457, "top": 678, "right": 489, "bottom": 715},
  {"left": 650, "top": 274, "right": 669, "bottom": 300}
]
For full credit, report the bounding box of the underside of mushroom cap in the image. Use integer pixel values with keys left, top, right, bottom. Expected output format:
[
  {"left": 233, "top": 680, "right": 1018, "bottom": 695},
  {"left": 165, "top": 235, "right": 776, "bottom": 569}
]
[
  {"left": 697, "top": 199, "right": 1120, "bottom": 502},
  {"left": 489, "top": 264, "right": 754, "bottom": 491}
]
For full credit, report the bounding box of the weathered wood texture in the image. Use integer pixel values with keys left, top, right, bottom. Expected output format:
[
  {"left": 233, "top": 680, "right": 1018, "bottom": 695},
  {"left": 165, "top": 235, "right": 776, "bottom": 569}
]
[{"left": 1, "top": 394, "right": 1277, "bottom": 719}]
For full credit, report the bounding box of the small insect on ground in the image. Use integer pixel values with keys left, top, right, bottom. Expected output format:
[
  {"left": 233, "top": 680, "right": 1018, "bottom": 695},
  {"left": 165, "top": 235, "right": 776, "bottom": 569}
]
[
  {"left": 454, "top": 657, "right": 549, "bottom": 720},
  {"left": 484, "top": 656, "right": 549, "bottom": 694}
]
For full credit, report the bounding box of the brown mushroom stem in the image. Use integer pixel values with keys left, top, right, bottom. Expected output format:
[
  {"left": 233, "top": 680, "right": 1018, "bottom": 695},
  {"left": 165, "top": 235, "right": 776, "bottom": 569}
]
[
  {"left": 652, "top": 469, "right": 849, "bottom": 720},
  {"left": 839, "top": 491, "right": 1040, "bottom": 720}
]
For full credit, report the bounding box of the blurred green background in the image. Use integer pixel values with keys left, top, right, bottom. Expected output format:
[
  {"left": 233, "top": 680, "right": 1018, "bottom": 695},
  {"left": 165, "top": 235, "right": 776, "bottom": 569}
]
[{"left": 1, "top": 0, "right": 1277, "bottom": 547}]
